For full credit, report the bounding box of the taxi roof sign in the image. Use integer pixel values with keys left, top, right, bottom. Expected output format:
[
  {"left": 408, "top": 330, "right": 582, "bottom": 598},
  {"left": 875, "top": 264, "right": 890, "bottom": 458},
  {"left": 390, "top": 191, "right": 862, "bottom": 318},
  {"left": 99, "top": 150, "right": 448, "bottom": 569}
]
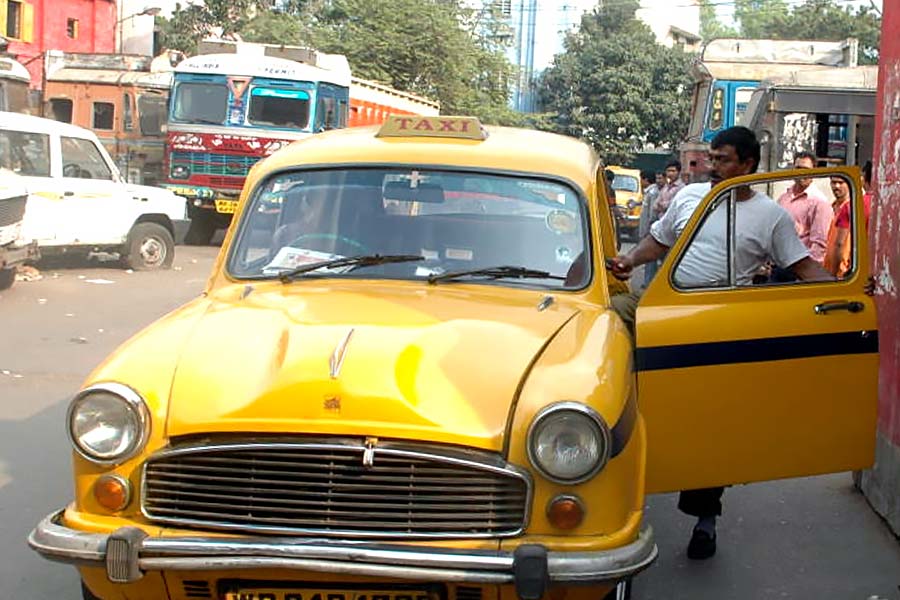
[{"left": 376, "top": 116, "right": 487, "bottom": 140}]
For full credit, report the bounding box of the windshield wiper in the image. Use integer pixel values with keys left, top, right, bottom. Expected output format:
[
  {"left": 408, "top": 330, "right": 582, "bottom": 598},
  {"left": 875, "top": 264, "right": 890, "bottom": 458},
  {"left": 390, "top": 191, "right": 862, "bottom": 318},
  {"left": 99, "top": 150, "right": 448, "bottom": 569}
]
[
  {"left": 279, "top": 254, "right": 424, "bottom": 283},
  {"left": 427, "top": 265, "right": 565, "bottom": 285}
]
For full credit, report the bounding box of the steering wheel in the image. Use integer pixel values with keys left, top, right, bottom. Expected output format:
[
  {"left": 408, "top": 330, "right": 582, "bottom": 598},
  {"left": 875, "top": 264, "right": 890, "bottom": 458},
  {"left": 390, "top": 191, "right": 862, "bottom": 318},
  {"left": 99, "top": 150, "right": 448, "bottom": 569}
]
[
  {"left": 63, "top": 163, "right": 81, "bottom": 178},
  {"left": 290, "top": 233, "right": 371, "bottom": 255}
]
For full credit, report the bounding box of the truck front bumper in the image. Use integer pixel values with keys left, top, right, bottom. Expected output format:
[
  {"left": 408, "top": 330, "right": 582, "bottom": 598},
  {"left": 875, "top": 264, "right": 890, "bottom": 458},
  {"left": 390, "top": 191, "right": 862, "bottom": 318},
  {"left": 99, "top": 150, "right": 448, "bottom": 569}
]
[
  {"left": 29, "top": 510, "right": 657, "bottom": 591},
  {"left": 0, "top": 240, "right": 40, "bottom": 269}
]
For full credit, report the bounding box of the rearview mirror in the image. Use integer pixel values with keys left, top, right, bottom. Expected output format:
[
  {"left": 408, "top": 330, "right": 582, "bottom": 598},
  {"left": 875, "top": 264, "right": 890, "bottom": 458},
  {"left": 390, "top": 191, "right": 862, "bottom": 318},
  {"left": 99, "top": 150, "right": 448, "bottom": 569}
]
[{"left": 383, "top": 181, "right": 444, "bottom": 203}]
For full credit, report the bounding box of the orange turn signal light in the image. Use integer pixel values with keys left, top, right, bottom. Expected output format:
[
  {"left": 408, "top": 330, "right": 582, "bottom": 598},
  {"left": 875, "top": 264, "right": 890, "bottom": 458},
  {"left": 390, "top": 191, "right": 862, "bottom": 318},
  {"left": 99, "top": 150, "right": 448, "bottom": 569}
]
[
  {"left": 547, "top": 495, "right": 585, "bottom": 530},
  {"left": 94, "top": 474, "right": 131, "bottom": 512}
]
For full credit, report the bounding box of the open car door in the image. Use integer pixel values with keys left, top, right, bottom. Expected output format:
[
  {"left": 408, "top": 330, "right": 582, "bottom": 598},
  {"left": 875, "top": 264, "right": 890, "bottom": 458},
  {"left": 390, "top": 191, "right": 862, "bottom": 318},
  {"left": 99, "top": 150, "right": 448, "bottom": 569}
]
[{"left": 636, "top": 167, "right": 878, "bottom": 494}]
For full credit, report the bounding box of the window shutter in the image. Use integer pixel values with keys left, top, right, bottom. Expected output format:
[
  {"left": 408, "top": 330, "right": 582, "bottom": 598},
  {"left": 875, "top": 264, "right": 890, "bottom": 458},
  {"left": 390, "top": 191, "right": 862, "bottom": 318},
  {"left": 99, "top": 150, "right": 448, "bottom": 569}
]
[{"left": 22, "top": 2, "right": 34, "bottom": 43}]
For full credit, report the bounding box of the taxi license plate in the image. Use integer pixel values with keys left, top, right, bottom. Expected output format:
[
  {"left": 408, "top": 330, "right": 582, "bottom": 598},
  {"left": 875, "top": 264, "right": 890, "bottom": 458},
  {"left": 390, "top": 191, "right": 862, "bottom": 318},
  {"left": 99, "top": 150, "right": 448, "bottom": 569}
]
[
  {"left": 215, "top": 199, "right": 239, "bottom": 214},
  {"left": 223, "top": 589, "right": 436, "bottom": 600}
]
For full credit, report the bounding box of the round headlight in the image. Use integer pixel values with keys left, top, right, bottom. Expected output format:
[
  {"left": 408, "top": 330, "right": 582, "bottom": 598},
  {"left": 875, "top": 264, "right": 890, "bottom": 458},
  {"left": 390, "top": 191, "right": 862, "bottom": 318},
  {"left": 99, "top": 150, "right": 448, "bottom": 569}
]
[
  {"left": 170, "top": 164, "right": 190, "bottom": 179},
  {"left": 67, "top": 383, "right": 149, "bottom": 464},
  {"left": 527, "top": 403, "right": 610, "bottom": 484}
]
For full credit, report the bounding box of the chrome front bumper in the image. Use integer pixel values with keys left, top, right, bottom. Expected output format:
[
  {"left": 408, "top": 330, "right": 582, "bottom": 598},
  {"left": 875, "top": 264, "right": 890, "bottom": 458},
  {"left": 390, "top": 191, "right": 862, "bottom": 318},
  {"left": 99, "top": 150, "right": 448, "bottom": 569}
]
[{"left": 29, "top": 510, "right": 657, "bottom": 590}]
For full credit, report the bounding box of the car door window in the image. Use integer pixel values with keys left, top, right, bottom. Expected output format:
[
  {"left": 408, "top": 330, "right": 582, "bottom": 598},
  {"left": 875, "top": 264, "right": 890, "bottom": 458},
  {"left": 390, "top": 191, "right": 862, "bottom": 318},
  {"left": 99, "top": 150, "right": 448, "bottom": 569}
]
[
  {"left": 0, "top": 129, "right": 50, "bottom": 176},
  {"left": 672, "top": 173, "right": 860, "bottom": 289},
  {"left": 60, "top": 137, "right": 114, "bottom": 180}
]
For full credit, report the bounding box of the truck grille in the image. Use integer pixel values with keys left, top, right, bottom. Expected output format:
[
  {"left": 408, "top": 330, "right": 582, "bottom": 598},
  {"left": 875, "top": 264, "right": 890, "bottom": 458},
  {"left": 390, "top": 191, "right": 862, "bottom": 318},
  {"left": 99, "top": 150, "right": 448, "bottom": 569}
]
[
  {"left": 142, "top": 439, "right": 530, "bottom": 539},
  {"left": 0, "top": 194, "right": 26, "bottom": 228},
  {"left": 170, "top": 151, "right": 258, "bottom": 178}
]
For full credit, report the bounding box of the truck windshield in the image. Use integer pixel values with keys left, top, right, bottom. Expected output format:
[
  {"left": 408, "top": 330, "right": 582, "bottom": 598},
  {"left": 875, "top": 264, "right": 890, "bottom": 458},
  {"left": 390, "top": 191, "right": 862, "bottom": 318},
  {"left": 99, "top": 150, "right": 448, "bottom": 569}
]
[
  {"left": 247, "top": 87, "right": 310, "bottom": 129},
  {"left": 172, "top": 82, "right": 227, "bottom": 124},
  {"left": 228, "top": 168, "right": 590, "bottom": 289}
]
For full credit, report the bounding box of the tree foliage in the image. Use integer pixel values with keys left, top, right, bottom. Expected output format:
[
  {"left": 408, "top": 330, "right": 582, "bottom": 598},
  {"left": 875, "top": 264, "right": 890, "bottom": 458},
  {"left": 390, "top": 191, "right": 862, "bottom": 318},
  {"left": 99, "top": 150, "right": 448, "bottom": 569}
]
[
  {"left": 537, "top": 0, "right": 692, "bottom": 165},
  {"left": 155, "top": 0, "right": 521, "bottom": 124},
  {"left": 702, "top": 0, "right": 881, "bottom": 64}
]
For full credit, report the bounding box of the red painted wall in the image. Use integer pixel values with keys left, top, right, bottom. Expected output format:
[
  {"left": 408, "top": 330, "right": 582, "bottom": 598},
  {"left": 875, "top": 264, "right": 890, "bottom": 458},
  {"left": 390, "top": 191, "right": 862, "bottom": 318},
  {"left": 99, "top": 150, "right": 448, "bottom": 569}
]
[
  {"left": 872, "top": 1, "right": 900, "bottom": 446},
  {"left": 6, "top": 0, "right": 117, "bottom": 89}
]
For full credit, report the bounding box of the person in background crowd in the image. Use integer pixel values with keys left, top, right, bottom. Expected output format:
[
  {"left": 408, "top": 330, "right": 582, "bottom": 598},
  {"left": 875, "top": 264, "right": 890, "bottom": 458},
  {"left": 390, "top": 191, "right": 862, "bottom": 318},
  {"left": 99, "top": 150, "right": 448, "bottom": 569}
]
[
  {"left": 777, "top": 151, "right": 832, "bottom": 264},
  {"left": 824, "top": 176, "right": 852, "bottom": 278},
  {"left": 654, "top": 160, "right": 685, "bottom": 218},
  {"left": 638, "top": 171, "right": 663, "bottom": 287}
]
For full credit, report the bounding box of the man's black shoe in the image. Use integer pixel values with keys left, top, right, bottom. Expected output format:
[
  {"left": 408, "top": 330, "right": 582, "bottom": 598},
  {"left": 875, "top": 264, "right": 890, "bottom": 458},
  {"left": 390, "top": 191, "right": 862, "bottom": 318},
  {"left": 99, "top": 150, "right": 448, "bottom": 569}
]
[{"left": 687, "top": 528, "right": 716, "bottom": 560}]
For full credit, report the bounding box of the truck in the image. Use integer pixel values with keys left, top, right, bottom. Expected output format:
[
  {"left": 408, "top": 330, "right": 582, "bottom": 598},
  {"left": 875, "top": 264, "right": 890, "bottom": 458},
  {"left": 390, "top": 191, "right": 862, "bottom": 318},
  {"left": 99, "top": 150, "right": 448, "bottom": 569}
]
[
  {"left": 680, "top": 37, "right": 858, "bottom": 181},
  {"left": 164, "top": 40, "right": 440, "bottom": 245},
  {"left": 0, "top": 54, "right": 31, "bottom": 113},
  {"left": 741, "top": 65, "right": 878, "bottom": 173},
  {"left": 43, "top": 51, "right": 172, "bottom": 186}
]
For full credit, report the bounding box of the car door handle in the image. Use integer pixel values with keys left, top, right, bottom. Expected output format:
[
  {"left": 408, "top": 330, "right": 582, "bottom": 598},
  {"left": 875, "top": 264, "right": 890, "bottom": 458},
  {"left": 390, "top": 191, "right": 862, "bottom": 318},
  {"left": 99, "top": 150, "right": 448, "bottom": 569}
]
[
  {"left": 814, "top": 300, "right": 864, "bottom": 315},
  {"left": 63, "top": 191, "right": 75, "bottom": 196}
]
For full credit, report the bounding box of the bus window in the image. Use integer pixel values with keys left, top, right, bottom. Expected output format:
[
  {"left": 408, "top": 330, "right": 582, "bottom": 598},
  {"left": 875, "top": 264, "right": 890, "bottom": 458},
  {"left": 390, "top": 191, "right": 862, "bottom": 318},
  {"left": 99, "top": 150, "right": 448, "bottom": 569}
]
[
  {"left": 123, "top": 93, "right": 134, "bottom": 131},
  {"left": 734, "top": 87, "right": 755, "bottom": 125},
  {"left": 708, "top": 87, "right": 725, "bottom": 131},
  {"left": 49, "top": 98, "right": 73, "bottom": 123}
]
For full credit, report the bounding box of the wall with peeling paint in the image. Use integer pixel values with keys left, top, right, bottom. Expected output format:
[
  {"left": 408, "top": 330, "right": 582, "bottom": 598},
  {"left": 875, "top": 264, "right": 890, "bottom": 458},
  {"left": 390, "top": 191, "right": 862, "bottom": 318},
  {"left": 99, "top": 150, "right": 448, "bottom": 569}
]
[{"left": 859, "top": 0, "right": 900, "bottom": 536}]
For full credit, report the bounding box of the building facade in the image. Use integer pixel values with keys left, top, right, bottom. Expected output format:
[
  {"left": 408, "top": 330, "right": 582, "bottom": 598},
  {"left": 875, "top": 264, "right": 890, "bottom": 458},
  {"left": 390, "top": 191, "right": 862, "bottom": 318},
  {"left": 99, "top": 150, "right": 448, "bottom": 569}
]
[{"left": 0, "top": 0, "right": 117, "bottom": 89}]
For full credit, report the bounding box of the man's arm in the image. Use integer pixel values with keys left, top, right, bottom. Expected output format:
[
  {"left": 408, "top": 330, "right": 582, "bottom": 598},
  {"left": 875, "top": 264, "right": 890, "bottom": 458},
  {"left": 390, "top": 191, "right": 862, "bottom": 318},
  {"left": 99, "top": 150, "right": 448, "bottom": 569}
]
[
  {"left": 789, "top": 256, "right": 836, "bottom": 282},
  {"left": 609, "top": 235, "right": 669, "bottom": 280}
]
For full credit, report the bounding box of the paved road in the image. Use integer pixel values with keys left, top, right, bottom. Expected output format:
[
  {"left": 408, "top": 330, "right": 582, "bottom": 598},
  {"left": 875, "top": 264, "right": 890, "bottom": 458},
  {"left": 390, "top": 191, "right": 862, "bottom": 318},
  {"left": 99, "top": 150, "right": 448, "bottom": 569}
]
[{"left": 1, "top": 246, "right": 898, "bottom": 599}]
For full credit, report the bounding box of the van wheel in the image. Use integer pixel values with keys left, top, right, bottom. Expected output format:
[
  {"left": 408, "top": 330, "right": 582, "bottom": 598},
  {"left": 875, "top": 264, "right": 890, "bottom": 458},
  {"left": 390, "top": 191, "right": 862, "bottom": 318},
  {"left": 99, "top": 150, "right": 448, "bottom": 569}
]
[
  {"left": 184, "top": 211, "right": 216, "bottom": 245},
  {"left": 123, "top": 223, "right": 175, "bottom": 271},
  {"left": 81, "top": 580, "right": 102, "bottom": 600},
  {"left": 0, "top": 267, "right": 15, "bottom": 290}
]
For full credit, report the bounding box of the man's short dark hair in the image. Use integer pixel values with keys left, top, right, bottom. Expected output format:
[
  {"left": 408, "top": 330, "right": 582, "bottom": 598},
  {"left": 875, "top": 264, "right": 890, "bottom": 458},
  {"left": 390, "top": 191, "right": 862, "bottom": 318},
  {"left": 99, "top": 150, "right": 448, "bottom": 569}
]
[
  {"left": 862, "top": 160, "right": 873, "bottom": 186},
  {"left": 665, "top": 160, "right": 682, "bottom": 172},
  {"left": 710, "top": 126, "right": 761, "bottom": 173},
  {"left": 793, "top": 150, "right": 817, "bottom": 165},
  {"left": 605, "top": 169, "right": 615, "bottom": 182},
  {"left": 641, "top": 170, "right": 655, "bottom": 182}
]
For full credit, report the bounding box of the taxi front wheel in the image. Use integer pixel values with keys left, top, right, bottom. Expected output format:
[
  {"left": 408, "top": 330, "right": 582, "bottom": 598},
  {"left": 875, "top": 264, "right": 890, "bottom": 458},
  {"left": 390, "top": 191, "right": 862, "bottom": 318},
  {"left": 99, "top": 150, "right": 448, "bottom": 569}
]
[
  {"left": 81, "top": 581, "right": 101, "bottom": 600},
  {"left": 122, "top": 222, "right": 175, "bottom": 271}
]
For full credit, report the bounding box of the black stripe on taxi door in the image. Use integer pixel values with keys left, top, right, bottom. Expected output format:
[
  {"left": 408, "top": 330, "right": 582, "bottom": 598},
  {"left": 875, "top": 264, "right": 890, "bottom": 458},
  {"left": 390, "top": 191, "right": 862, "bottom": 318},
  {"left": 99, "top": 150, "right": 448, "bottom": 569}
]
[{"left": 634, "top": 330, "right": 878, "bottom": 372}]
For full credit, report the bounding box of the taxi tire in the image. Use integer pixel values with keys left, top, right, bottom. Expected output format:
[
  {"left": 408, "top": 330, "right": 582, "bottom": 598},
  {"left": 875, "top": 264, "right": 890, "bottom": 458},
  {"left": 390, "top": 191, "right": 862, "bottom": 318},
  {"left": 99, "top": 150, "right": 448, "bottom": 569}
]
[
  {"left": 0, "top": 267, "right": 14, "bottom": 291},
  {"left": 123, "top": 222, "right": 175, "bottom": 271},
  {"left": 603, "top": 578, "right": 632, "bottom": 600}
]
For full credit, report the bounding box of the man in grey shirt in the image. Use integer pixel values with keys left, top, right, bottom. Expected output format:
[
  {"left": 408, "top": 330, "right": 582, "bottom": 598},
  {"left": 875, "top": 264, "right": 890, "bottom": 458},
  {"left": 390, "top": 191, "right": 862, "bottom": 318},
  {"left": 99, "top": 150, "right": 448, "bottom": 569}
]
[{"left": 608, "top": 126, "right": 832, "bottom": 561}]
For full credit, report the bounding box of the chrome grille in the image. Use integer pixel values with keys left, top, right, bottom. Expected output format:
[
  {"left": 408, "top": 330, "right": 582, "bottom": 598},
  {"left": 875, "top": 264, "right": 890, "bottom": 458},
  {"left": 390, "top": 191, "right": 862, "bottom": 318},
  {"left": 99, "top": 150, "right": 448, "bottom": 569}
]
[
  {"left": 142, "top": 440, "right": 530, "bottom": 539},
  {"left": 0, "top": 195, "right": 26, "bottom": 227}
]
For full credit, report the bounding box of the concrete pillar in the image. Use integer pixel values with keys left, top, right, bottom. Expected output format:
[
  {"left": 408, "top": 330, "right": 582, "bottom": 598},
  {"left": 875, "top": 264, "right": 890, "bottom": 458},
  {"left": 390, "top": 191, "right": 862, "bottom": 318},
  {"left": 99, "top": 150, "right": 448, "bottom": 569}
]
[{"left": 859, "top": 0, "right": 900, "bottom": 536}]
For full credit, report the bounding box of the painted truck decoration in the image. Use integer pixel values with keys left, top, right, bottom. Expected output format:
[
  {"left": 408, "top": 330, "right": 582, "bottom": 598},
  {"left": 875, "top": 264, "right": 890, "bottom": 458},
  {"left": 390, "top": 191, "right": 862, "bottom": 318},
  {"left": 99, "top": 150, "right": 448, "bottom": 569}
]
[{"left": 164, "top": 40, "right": 439, "bottom": 245}]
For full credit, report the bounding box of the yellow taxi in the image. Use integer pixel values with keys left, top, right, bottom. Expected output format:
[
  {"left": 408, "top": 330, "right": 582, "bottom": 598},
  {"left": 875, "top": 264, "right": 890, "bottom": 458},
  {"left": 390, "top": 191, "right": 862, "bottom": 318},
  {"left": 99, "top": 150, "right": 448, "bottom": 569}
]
[
  {"left": 29, "top": 116, "right": 878, "bottom": 600},
  {"left": 606, "top": 166, "right": 642, "bottom": 241}
]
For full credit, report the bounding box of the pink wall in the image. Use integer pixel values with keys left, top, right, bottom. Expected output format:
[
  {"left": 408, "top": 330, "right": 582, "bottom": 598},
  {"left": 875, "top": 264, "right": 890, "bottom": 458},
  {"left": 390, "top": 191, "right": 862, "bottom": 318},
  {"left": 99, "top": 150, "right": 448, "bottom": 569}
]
[
  {"left": 872, "top": 1, "right": 900, "bottom": 446},
  {"left": 7, "top": 0, "right": 117, "bottom": 89}
]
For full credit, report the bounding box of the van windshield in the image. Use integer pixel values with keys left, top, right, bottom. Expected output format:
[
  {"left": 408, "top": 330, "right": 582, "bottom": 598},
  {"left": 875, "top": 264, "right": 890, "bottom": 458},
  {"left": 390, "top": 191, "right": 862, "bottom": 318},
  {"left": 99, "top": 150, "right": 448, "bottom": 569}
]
[
  {"left": 229, "top": 168, "right": 590, "bottom": 289},
  {"left": 172, "top": 82, "right": 228, "bottom": 125}
]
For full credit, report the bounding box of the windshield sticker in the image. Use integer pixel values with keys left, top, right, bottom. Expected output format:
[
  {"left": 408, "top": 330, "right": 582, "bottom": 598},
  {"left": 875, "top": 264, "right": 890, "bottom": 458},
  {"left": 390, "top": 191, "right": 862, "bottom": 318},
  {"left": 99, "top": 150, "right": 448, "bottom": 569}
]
[
  {"left": 546, "top": 209, "right": 577, "bottom": 235},
  {"left": 263, "top": 247, "right": 347, "bottom": 275},
  {"left": 445, "top": 248, "right": 474, "bottom": 261},
  {"left": 556, "top": 246, "right": 574, "bottom": 263}
]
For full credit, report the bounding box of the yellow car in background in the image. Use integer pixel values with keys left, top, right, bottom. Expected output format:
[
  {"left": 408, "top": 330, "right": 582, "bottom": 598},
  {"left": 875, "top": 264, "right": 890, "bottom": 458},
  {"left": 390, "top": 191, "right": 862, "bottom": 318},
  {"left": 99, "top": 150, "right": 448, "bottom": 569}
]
[
  {"left": 29, "top": 116, "right": 877, "bottom": 600},
  {"left": 607, "top": 166, "right": 642, "bottom": 242}
]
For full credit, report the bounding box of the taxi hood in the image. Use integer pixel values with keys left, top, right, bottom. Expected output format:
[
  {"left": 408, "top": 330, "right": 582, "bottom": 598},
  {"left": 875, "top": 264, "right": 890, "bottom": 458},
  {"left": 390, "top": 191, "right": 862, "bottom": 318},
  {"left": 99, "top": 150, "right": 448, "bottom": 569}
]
[{"left": 166, "top": 283, "right": 579, "bottom": 451}]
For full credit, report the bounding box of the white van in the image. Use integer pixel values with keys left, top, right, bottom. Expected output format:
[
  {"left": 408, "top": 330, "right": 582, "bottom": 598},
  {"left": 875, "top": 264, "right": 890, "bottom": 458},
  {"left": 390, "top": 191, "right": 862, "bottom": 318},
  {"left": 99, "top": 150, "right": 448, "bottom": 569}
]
[{"left": 0, "top": 112, "right": 188, "bottom": 270}]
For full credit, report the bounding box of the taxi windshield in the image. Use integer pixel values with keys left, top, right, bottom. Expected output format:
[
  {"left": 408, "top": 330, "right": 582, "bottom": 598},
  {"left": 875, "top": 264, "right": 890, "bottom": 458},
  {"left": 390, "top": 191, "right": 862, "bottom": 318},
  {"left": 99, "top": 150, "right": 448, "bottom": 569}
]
[
  {"left": 612, "top": 174, "right": 639, "bottom": 193},
  {"left": 228, "top": 168, "right": 590, "bottom": 289}
]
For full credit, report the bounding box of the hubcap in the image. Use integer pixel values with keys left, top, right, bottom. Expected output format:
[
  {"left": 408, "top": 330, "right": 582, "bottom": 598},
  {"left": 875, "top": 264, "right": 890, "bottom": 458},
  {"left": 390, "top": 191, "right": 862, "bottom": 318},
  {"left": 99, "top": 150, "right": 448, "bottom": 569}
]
[{"left": 139, "top": 236, "right": 165, "bottom": 267}]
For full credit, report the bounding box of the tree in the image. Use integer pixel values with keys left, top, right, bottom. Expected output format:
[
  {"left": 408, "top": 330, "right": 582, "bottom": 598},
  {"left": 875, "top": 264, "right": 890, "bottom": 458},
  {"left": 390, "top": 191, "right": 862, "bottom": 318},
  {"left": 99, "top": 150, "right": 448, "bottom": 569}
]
[
  {"left": 538, "top": 0, "right": 692, "bottom": 164},
  {"left": 701, "top": 0, "right": 882, "bottom": 64},
  {"left": 156, "top": 0, "right": 268, "bottom": 55},
  {"left": 304, "top": 0, "right": 520, "bottom": 122},
  {"left": 699, "top": 0, "right": 737, "bottom": 40}
]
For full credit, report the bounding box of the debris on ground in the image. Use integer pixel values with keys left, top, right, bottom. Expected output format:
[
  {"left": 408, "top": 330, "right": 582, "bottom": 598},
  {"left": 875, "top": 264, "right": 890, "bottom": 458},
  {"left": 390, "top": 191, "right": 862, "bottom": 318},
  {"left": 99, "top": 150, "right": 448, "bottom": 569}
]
[
  {"left": 14, "top": 265, "right": 42, "bottom": 282},
  {"left": 84, "top": 278, "right": 115, "bottom": 285}
]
